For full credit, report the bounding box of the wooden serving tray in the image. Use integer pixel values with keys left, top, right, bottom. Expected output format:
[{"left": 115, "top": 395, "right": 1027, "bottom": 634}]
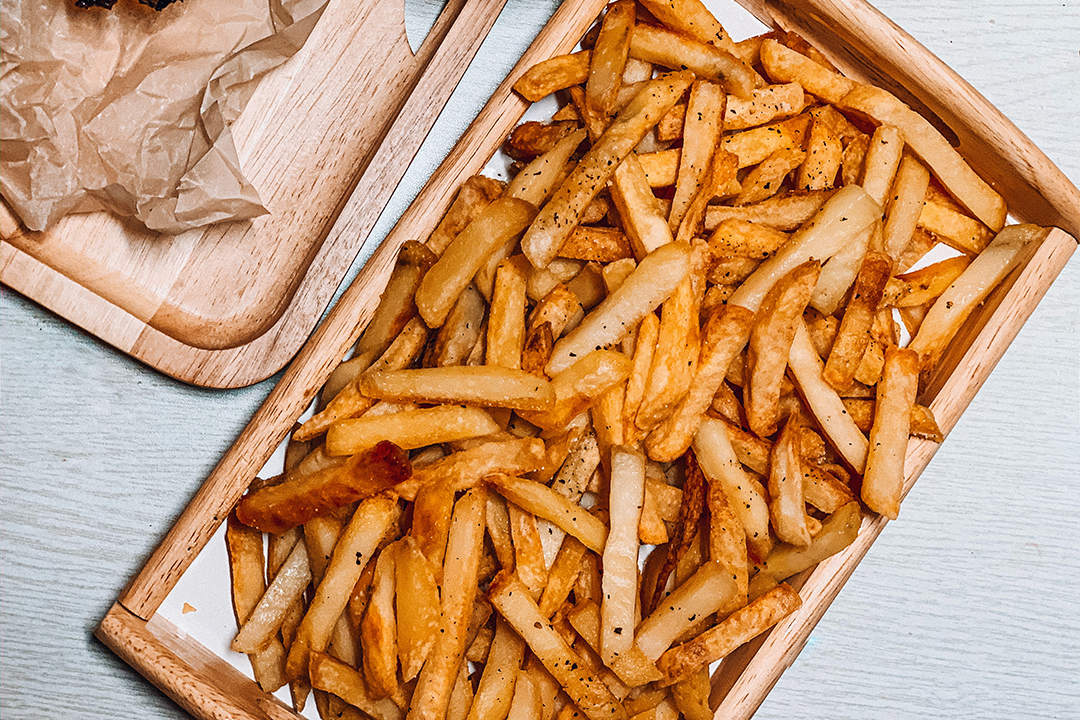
[
  {"left": 96, "top": 0, "right": 1080, "bottom": 718},
  {"left": 0, "top": 0, "right": 509, "bottom": 389}
]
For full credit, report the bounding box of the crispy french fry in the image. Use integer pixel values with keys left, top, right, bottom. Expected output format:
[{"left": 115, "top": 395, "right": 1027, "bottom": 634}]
[
  {"left": 733, "top": 147, "right": 805, "bottom": 206},
  {"left": 797, "top": 115, "right": 842, "bottom": 191},
  {"left": 629, "top": 23, "right": 761, "bottom": 99},
  {"left": 398, "top": 437, "right": 547, "bottom": 502},
  {"left": 728, "top": 184, "right": 881, "bottom": 312},
  {"left": 724, "top": 83, "right": 806, "bottom": 131},
  {"left": 408, "top": 488, "right": 488, "bottom": 720},
  {"left": 656, "top": 583, "right": 802, "bottom": 685},
  {"left": 396, "top": 536, "right": 441, "bottom": 682},
  {"left": 862, "top": 346, "right": 920, "bottom": 519},
  {"left": 787, "top": 321, "right": 869, "bottom": 473},
  {"left": 758, "top": 501, "right": 861, "bottom": 583},
  {"left": 918, "top": 183, "right": 994, "bottom": 254},
  {"left": 704, "top": 190, "right": 831, "bottom": 232},
  {"left": 514, "top": 51, "right": 592, "bottom": 102},
  {"left": 490, "top": 474, "right": 607, "bottom": 554},
  {"left": 427, "top": 176, "right": 507, "bottom": 256},
  {"left": 326, "top": 405, "right": 500, "bottom": 457},
  {"left": 522, "top": 71, "right": 694, "bottom": 268},
  {"left": 670, "top": 80, "right": 726, "bottom": 231},
  {"left": 760, "top": 39, "right": 854, "bottom": 103},
  {"left": 744, "top": 261, "right": 821, "bottom": 438},
  {"left": 707, "top": 219, "right": 790, "bottom": 260},
  {"left": 237, "top": 442, "right": 410, "bottom": 535},
  {"left": 231, "top": 539, "right": 311, "bottom": 655},
  {"left": 638, "top": 0, "right": 739, "bottom": 55},
  {"left": 722, "top": 114, "right": 810, "bottom": 169},
  {"left": 636, "top": 274, "right": 702, "bottom": 433},
  {"left": 467, "top": 615, "right": 527, "bottom": 720},
  {"left": 488, "top": 572, "right": 629, "bottom": 720},
  {"left": 309, "top": 652, "right": 404, "bottom": 720},
  {"left": 859, "top": 124, "right": 903, "bottom": 207},
  {"left": 287, "top": 495, "right": 402, "bottom": 679},
  {"left": 909, "top": 224, "right": 1047, "bottom": 371},
  {"left": 768, "top": 417, "right": 812, "bottom": 547},
  {"left": 600, "top": 445, "right": 646, "bottom": 665},
  {"left": 634, "top": 560, "right": 738, "bottom": 662},
  {"left": 839, "top": 84, "right": 1007, "bottom": 231},
  {"left": 586, "top": 0, "right": 635, "bottom": 116},
  {"left": 882, "top": 152, "right": 931, "bottom": 262},
  {"left": 808, "top": 218, "right": 874, "bottom": 317},
  {"left": 823, "top": 250, "right": 892, "bottom": 390},
  {"left": 360, "top": 366, "right": 555, "bottom": 411},
  {"left": 361, "top": 544, "right": 403, "bottom": 704},
  {"left": 508, "top": 501, "right": 550, "bottom": 597}
]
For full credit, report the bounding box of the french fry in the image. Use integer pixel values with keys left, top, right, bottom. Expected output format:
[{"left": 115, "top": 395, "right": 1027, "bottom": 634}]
[
  {"left": 490, "top": 474, "right": 608, "bottom": 554},
  {"left": 670, "top": 80, "right": 726, "bottom": 231},
  {"left": 286, "top": 495, "right": 402, "bottom": 679},
  {"left": 704, "top": 190, "right": 831, "bottom": 232},
  {"left": 728, "top": 184, "right": 881, "bottom": 312},
  {"left": 758, "top": 501, "right": 861, "bottom": 583},
  {"left": 638, "top": 0, "right": 740, "bottom": 56},
  {"left": 801, "top": 463, "right": 855, "bottom": 514},
  {"left": 629, "top": 23, "right": 761, "bottom": 99},
  {"left": 721, "top": 114, "right": 810, "bottom": 169},
  {"left": 361, "top": 543, "right": 403, "bottom": 704},
  {"left": 859, "top": 124, "right": 904, "bottom": 207},
  {"left": 622, "top": 311, "right": 661, "bottom": 442},
  {"left": 395, "top": 536, "right": 441, "bottom": 682},
  {"left": 918, "top": 182, "right": 994, "bottom": 254},
  {"left": 508, "top": 501, "right": 550, "bottom": 597},
  {"left": 610, "top": 154, "right": 677, "bottom": 259},
  {"left": 237, "top": 442, "right": 410, "bottom": 535},
  {"left": 882, "top": 152, "right": 931, "bottom": 262},
  {"left": 417, "top": 198, "right": 536, "bottom": 327},
  {"left": 808, "top": 218, "right": 873, "bottom": 316},
  {"left": 744, "top": 261, "right": 821, "bottom": 438},
  {"left": 521, "top": 350, "right": 633, "bottom": 431},
  {"left": 759, "top": 39, "right": 855, "bottom": 104},
  {"left": 360, "top": 366, "right": 555, "bottom": 412},
  {"left": 732, "top": 147, "right": 806, "bottom": 206},
  {"left": 559, "top": 227, "right": 635, "bottom": 263},
  {"left": 600, "top": 445, "right": 646, "bottom": 665},
  {"left": 797, "top": 115, "right": 842, "bottom": 191},
  {"left": 488, "top": 572, "right": 629, "bottom": 720},
  {"left": 645, "top": 304, "right": 755, "bottom": 462},
  {"left": 467, "top": 615, "right": 527, "bottom": 720},
  {"left": 887, "top": 254, "right": 971, "bottom": 308},
  {"left": 506, "top": 121, "right": 579, "bottom": 161},
  {"left": 547, "top": 241, "right": 689, "bottom": 374},
  {"left": 426, "top": 284, "right": 486, "bottom": 367},
  {"left": 326, "top": 405, "right": 500, "bottom": 457},
  {"left": 909, "top": 224, "right": 1047, "bottom": 371},
  {"left": 692, "top": 418, "right": 772, "bottom": 561},
  {"left": 655, "top": 583, "right": 803, "bottom": 685},
  {"left": 839, "top": 84, "right": 1007, "bottom": 231},
  {"left": 225, "top": 515, "right": 288, "bottom": 693},
  {"left": 487, "top": 258, "right": 530, "bottom": 370},
  {"left": 702, "top": 456, "right": 749, "bottom": 601},
  {"left": 514, "top": 51, "right": 592, "bottom": 102},
  {"left": 522, "top": 71, "right": 694, "bottom": 268},
  {"left": 635, "top": 274, "right": 702, "bottom": 433},
  {"left": 409, "top": 488, "right": 488, "bottom": 720},
  {"left": 767, "top": 417, "right": 812, "bottom": 547},
  {"left": 787, "top": 320, "right": 869, "bottom": 473},
  {"left": 671, "top": 668, "right": 711, "bottom": 720},
  {"left": 427, "top": 176, "right": 507, "bottom": 256},
  {"left": 586, "top": 0, "right": 635, "bottom": 116},
  {"left": 707, "top": 219, "right": 790, "bottom": 260},
  {"left": 231, "top": 539, "right": 311, "bottom": 655},
  {"left": 633, "top": 560, "right": 739, "bottom": 662},
  {"left": 309, "top": 652, "right": 404, "bottom": 720},
  {"left": 507, "top": 129, "right": 587, "bottom": 211},
  {"left": 862, "top": 346, "right": 920, "bottom": 519},
  {"left": 397, "top": 437, "right": 547, "bottom": 502},
  {"left": 538, "top": 535, "right": 589, "bottom": 619},
  {"left": 823, "top": 250, "right": 892, "bottom": 390},
  {"left": 723, "top": 83, "right": 806, "bottom": 131}
]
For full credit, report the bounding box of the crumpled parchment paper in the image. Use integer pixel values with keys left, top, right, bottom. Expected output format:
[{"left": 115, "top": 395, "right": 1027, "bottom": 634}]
[{"left": 1, "top": 0, "right": 327, "bottom": 233}]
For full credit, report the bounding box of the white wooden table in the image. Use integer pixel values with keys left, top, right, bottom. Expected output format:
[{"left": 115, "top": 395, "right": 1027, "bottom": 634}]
[{"left": 1, "top": 1, "right": 1077, "bottom": 718}]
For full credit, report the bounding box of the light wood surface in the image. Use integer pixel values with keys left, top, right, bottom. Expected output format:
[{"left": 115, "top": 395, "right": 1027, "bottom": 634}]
[
  {"left": 1, "top": 1, "right": 1077, "bottom": 719},
  {"left": 0, "top": 0, "right": 507, "bottom": 389}
]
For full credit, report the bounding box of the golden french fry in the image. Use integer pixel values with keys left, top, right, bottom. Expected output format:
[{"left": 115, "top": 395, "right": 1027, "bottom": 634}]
[
  {"left": 635, "top": 274, "right": 702, "bottom": 433},
  {"left": 231, "top": 539, "right": 311, "bottom": 655},
  {"left": 758, "top": 501, "right": 861, "bottom": 583},
  {"left": 745, "top": 261, "right": 821, "bottom": 438},
  {"left": 360, "top": 366, "right": 555, "bottom": 412},
  {"left": 397, "top": 437, "right": 547, "bottom": 502},
  {"left": 468, "top": 615, "right": 527, "bottom": 720},
  {"left": 638, "top": 0, "right": 740, "bottom": 55},
  {"left": 768, "top": 417, "right": 813, "bottom": 548},
  {"left": 600, "top": 445, "right": 646, "bottom": 665},
  {"left": 797, "top": 115, "right": 842, "bottom": 191},
  {"left": 395, "top": 537, "right": 441, "bottom": 682},
  {"left": 655, "top": 583, "right": 803, "bottom": 686},
  {"left": 888, "top": 254, "right": 971, "bottom": 308},
  {"left": 859, "top": 124, "right": 903, "bottom": 207},
  {"left": 488, "top": 572, "right": 629, "bottom": 720},
  {"left": 862, "top": 346, "right": 920, "bottom": 519},
  {"left": 808, "top": 218, "right": 874, "bottom": 316},
  {"left": 801, "top": 463, "right": 855, "bottom": 514},
  {"left": 309, "top": 652, "right": 404, "bottom": 720},
  {"left": 508, "top": 501, "right": 550, "bottom": 597},
  {"left": 918, "top": 183, "right": 994, "bottom": 254},
  {"left": 610, "top": 154, "right": 676, "bottom": 259},
  {"left": 723, "top": 82, "right": 806, "bottom": 131},
  {"left": 839, "top": 84, "right": 1007, "bottom": 231},
  {"left": 286, "top": 495, "right": 402, "bottom": 679},
  {"left": 558, "top": 226, "right": 634, "bottom": 263},
  {"left": 882, "top": 152, "right": 931, "bottom": 262},
  {"left": 486, "top": 258, "right": 530, "bottom": 370},
  {"left": 823, "top": 251, "right": 892, "bottom": 390},
  {"left": 489, "top": 474, "right": 607, "bottom": 554},
  {"left": 909, "top": 224, "right": 1047, "bottom": 371},
  {"left": 707, "top": 219, "right": 790, "bottom": 260},
  {"left": 326, "top": 405, "right": 500, "bottom": 457},
  {"left": 237, "top": 442, "right": 410, "bottom": 535},
  {"left": 759, "top": 39, "right": 855, "bottom": 103},
  {"left": 409, "top": 488, "right": 488, "bottom": 720},
  {"left": 507, "top": 129, "right": 587, "bottom": 209},
  {"left": 522, "top": 71, "right": 694, "bottom": 268},
  {"left": 722, "top": 114, "right": 810, "bottom": 169},
  {"left": 670, "top": 80, "right": 726, "bottom": 231},
  {"left": 629, "top": 23, "right": 761, "bottom": 99},
  {"left": 704, "top": 190, "right": 831, "bottom": 232},
  {"left": 361, "top": 544, "right": 403, "bottom": 704},
  {"left": 522, "top": 350, "right": 633, "bottom": 431},
  {"left": 514, "top": 50, "right": 592, "bottom": 102},
  {"left": 733, "top": 147, "right": 806, "bottom": 206},
  {"left": 787, "top": 321, "right": 869, "bottom": 473},
  {"left": 586, "top": 0, "right": 636, "bottom": 116},
  {"left": 417, "top": 197, "right": 536, "bottom": 328},
  {"left": 645, "top": 304, "right": 755, "bottom": 462},
  {"left": 728, "top": 184, "right": 881, "bottom": 312},
  {"left": 225, "top": 515, "right": 288, "bottom": 693},
  {"left": 547, "top": 242, "right": 689, "bottom": 375}
]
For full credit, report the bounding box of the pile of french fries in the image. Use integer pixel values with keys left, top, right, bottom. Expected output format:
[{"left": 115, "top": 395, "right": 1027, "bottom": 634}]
[{"left": 223, "top": 2, "right": 1049, "bottom": 718}]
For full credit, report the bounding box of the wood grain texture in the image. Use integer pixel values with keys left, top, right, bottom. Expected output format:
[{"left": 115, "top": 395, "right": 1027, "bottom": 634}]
[
  {"left": 0, "top": 1, "right": 1076, "bottom": 720},
  {"left": 0, "top": 0, "right": 506, "bottom": 389}
]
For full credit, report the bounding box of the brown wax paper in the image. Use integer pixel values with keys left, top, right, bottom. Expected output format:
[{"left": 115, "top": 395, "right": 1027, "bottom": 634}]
[{"left": 1, "top": 0, "right": 328, "bottom": 233}]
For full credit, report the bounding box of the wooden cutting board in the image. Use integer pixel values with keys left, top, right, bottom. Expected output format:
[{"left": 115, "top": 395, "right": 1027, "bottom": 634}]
[{"left": 0, "top": 0, "right": 508, "bottom": 389}]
